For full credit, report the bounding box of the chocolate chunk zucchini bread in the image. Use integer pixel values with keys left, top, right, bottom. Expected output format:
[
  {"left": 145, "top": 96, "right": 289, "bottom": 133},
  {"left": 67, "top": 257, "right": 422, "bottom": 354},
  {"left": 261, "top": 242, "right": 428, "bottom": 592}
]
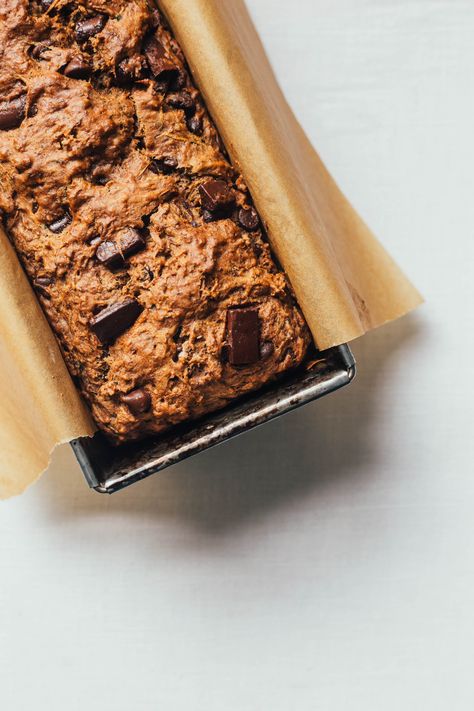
[{"left": 0, "top": 0, "right": 311, "bottom": 443}]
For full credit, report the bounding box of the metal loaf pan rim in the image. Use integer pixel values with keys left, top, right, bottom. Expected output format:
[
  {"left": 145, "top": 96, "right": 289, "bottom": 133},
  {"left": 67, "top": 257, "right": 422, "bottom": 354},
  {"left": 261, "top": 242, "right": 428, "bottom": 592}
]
[{"left": 71, "top": 344, "right": 356, "bottom": 494}]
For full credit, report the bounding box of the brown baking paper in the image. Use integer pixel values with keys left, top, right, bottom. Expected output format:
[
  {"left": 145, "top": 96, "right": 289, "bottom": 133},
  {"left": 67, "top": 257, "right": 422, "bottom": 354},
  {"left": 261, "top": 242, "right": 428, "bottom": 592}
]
[
  {"left": 0, "top": 0, "right": 421, "bottom": 499},
  {"left": 160, "top": 0, "right": 422, "bottom": 348},
  {"left": 0, "top": 231, "right": 95, "bottom": 499}
]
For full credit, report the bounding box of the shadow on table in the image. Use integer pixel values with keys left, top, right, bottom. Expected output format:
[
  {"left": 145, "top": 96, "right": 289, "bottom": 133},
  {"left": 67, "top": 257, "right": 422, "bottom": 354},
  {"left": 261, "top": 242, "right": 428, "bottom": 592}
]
[{"left": 40, "top": 315, "right": 423, "bottom": 533}]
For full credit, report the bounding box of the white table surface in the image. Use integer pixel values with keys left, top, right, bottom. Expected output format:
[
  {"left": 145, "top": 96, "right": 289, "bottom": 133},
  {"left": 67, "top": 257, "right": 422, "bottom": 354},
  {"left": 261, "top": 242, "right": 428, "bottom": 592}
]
[{"left": 1, "top": 1, "right": 473, "bottom": 709}]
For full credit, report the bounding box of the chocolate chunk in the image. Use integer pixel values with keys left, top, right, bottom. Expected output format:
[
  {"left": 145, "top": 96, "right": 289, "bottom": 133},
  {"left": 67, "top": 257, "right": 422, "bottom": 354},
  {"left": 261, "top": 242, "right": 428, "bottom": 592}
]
[
  {"left": 187, "top": 115, "right": 203, "bottom": 135},
  {"left": 34, "top": 276, "right": 53, "bottom": 298},
  {"left": 63, "top": 57, "right": 91, "bottom": 80},
  {"left": 166, "top": 91, "right": 195, "bottom": 115},
  {"left": 122, "top": 389, "right": 152, "bottom": 416},
  {"left": 144, "top": 36, "right": 180, "bottom": 83},
  {"left": 260, "top": 341, "right": 275, "bottom": 361},
  {"left": 199, "top": 180, "right": 235, "bottom": 213},
  {"left": 169, "top": 70, "right": 187, "bottom": 92},
  {"left": 96, "top": 240, "right": 122, "bottom": 268},
  {"left": 150, "top": 156, "right": 178, "bottom": 174},
  {"left": 34, "top": 276, "right": 53, "bottom": 287},
  {"left": 75, "top": 15, "right": 107, "bottom": 43},
  {"left": 96, "top": 229, "right": 146, "bottom": 269},
  {"left": 31, "top": 43, "right": 49, "bottom": 60},
  {"left": 226, "top": 308, "right": 260, "bottom": 366},
  {"left": 0, "top": 95, "right": 26, "bottom": 131},
  {"left": 238, "top": 206, "right": 260, "bottom": 232},
  {"left": 90, "top": 299, "right": 143, "bottom": 344},
  {"left": 203, "top": 207, "right": 233, "bottom": 223},
  {"left": 48, "top": 211, "right": 72, "bottom": 234},
  {"left": 120, "top": 228, "right": 146, "bottom": 258}
]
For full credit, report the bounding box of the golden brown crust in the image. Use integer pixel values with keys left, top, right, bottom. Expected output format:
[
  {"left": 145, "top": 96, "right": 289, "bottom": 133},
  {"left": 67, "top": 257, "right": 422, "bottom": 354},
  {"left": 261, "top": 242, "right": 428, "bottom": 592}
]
[{"left": 0, "top": 1, "right": 311, "bottom": 442}]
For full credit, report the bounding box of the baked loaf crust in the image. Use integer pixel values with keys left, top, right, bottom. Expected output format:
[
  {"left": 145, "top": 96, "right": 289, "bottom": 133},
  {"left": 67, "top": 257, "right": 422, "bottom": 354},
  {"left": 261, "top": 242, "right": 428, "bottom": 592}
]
[{"left": 0, "top": 0, "right": 311, "bottom": 442}]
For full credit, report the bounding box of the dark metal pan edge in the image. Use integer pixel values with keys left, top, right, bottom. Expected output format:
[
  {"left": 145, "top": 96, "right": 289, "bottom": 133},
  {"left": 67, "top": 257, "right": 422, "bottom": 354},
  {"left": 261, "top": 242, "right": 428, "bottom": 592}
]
[{"left": 71, "top": 344, "right": 355, "bottom": 494}]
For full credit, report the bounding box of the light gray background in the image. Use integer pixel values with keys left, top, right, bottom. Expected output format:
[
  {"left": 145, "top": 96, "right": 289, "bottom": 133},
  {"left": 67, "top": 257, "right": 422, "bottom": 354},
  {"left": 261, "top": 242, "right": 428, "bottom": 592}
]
[{"left": 1, "top": 1, "right": 473, "bottom": 709}]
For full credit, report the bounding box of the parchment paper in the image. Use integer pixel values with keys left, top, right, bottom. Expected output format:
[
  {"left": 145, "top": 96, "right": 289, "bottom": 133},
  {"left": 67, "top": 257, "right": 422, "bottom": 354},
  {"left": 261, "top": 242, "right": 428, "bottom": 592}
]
[
  {"left": 159, "top": 0, "right": 422, "bottom": 347},
  {"left": 0, "top": 231, "right": 95, "bottom": 499},
  {"left": 0, "top": 0, "right": 421, "bottom": 499}
]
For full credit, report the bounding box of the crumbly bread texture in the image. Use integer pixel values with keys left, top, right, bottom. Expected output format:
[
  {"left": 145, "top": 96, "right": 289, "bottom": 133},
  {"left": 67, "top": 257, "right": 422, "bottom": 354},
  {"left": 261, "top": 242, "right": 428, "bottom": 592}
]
[{"left": 0, "top": 0, "right": 311, "bottom": 443}]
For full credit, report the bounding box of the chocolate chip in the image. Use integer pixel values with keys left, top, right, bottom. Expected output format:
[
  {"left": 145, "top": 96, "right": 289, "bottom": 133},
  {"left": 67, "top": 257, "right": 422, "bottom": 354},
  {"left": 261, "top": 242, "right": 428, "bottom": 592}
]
[
  {"left": 63, "top": 57, "right": 91, "bottom": 80},
  {"left": 238, "top": 206, "right": 260, "bottom": 232},
  {"left": 122, "top": 388, "right": 152, "bottom": 416},
  {"left": 260, "top": 341, "right": 275, "bottom": 361},
  {"left": 75, "top": 15, "right": 108, "bottom": 43},
  {"left": 200, "top": 180, "right": 235, "bottom": 213},
  {"left": 96, "top": 229, "right": 145, "bottom": 269},
  {"left": 34, "top": 276, "right": 53, "bottom": 298},
  {"left": 120, "top": 228, "right": 146, "bottom": 258},
  {"left": 35, "top": 276, "right": 52, "bottom": 287},
  {"left": 143, "top": 36, "right": 179, "bottom": 84},
  {"left": 48, "top": 211, "right": 72, "bottom": 234},
  {"left": 226, "top": 308, "right": 260, "bottom": 366},
  {"left": 96, "top": 240, "right": 122, "bottom": 269},
  {"left": 169, "top": 70, "right": 187, "bottom": 92},
  {"left": 0, "top": 95, "right": 26, "bottom": 131},
  {"left": 150, "top": 156, "right": 178, "bottom": 174},
  {"left": 31, "top": 43, "right": 49, "bottom": 60},
  {"left": 166, "top": 91, "right": 195, "bottom": 115},
  {"left": 187, "top": 115, "right": 203, "bottom": 135},
  {"left": 203, "top": 206, "right": 233, "bottom": 223},
  {"left": 90, "top": 299, "right": 143, "bottom": 344}
]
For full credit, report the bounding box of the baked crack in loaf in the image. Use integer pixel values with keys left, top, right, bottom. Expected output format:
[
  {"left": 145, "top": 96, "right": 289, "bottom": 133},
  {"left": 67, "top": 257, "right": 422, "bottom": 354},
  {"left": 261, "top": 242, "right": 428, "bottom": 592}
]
[{"left": 0, "top": 0, "right": 311, "bottom": 442}]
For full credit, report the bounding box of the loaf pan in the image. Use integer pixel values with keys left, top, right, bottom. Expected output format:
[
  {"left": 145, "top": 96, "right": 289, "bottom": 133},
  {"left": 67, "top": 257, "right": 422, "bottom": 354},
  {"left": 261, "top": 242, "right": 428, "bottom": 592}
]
[{"left": 71, "top": 344, "right": 355, "bottom": 494}]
